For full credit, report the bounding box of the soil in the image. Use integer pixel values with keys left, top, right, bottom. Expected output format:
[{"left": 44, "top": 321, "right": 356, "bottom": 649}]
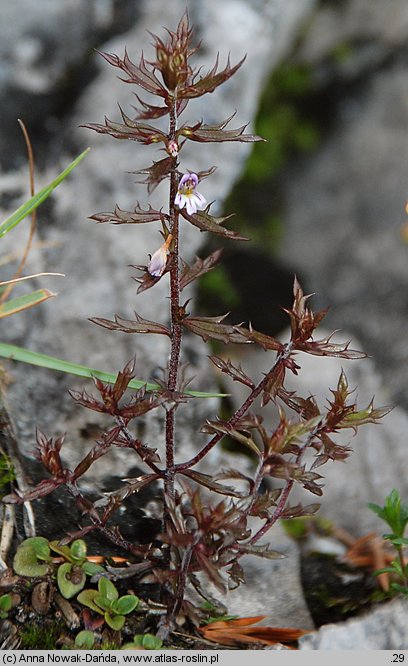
[{"left": 300, "top": 552, "right": 379, "bottom": 628}]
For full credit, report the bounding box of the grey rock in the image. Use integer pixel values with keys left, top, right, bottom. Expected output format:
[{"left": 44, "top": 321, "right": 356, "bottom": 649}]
[
  {"left": 1, "top": 0, "right": 316, "bottom": 484},
  {"left": 277, "top": 0, "right": 408, "bottom": 412},
  {"left": 226, "top": 522, "right": 314, "bottom": 630},
  {"left": 0, "top": 0, "right": 140, "bottom": 166},
  {"left": 300, "top": 597, "right": 408, "bottom": 650}
]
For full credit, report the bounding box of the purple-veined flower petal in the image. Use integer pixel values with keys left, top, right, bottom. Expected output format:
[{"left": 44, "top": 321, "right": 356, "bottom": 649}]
[
  {"left": 174, "top": 172, "right": 206, "bottom": 215},
  {"left": 193, "top": 192, "right": 207, "bottom": 208},
  {"left": 175, "top": 193, "right": 185, "bottom": 209}
]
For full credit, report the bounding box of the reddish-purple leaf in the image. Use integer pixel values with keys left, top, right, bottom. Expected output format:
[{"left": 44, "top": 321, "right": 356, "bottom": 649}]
[
  {"left": 98, "top": 49, "right": 167, "bottom": 97},
  {"left": 83, "top": 114, "right": 167, "bottom": 145},
  {"left": 133, "top": 95, "right": 169, "bottom": 120},
  {"left": 133, "top": 96, "right": 188, "bottom": 120},
  {"left": 296, "top": 335, "right": 367, "bottom": 359},
  {"left": 178, "top": 56, "right": 246, "bottom": 99},
  {"left": 209, "top": 355, "right": 255, "bottom": 389},
  {"left": 262, "top": 363, "right": 286, "bottom": 407},
  {"left": 69, "top": 388, "right": 108, "bottom": 414},
  {"left": 90, "top": 203, "right": 165, "bottom": 225},
  {"left": 213, "top": 469, "right": 254, "bottom": 493},
  {"left": 183, "top": 315, "right": 252, "bottom": 344},
  {"left": 179, "top": 207, "right": 249, "bottom": 241},
  {"left": 119, "top": 395, "right": 164, "bottom": 420},
  {"left": 245, "top": 327, "right": 284, "bottom": 352},
  {"left": 278, "top": 388, "right": 320, "bottom": 420},
  {"left": 237, "top": 544, "right": 285, "bottom": 560},
  {"left": 3, "top": 478, "right": 66, "bottom": 503},
  {"left": 179, "top": 119, "right": 264, "bottom": 143},
  {"left": 34, "top": 430, "right": 65, "bottom": 476},
  {"left": 179, "top": 469, "right": 245, "bottom": 498},
  {"left": 90, "top": 312, "right": 171, "bottom": 336},
  {"left": 104, "top": 474, "right": 160, "bottom": 505},
  {"left": 248, "top": 489, "right": 282, "bottom": 518},
  {"left": 72, "top": 428, "right": 121, "bottom": 479},
  {"left": 58, "top": 525, "right": 97, "bottom": 544},
  {"left": 180, "top": 249, "right": 223, "bottom": 290},
  {"left": 280, "top": 503, "right": 321, "bottom": 519},
  {"left": 133, "top": 156, "right": 174, "bottom": 193},
  {"left": 201, "top": 419, "right": 261, "bottom": 457}
]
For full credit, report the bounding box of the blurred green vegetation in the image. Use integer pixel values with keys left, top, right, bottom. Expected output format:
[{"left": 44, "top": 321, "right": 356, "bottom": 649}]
[
  {"left": 329, "top": 42, "right": 354, "bottom": 65},
  {"left": 220, "top": 60, "right": 323, "bottom": 251},
  {"left": 199, "top": 264, "right": 240, "bottom": 312},
  {"left": 199, "top": 60, "right": 322, "bottom": 313},
  {"left": 245, "top": 62, "right": 319, "bottom": 186}
]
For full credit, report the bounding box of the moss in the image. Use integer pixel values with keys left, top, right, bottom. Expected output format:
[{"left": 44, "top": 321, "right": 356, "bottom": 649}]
[
  {"left": 301, "top": 553, "right": 378, "bottom": 627},
  {"left": 20, "top": 620, "right": 63, "bottom": 650},
  {"left": 0, "top": 452, "right": 15, "bottom": 498}
]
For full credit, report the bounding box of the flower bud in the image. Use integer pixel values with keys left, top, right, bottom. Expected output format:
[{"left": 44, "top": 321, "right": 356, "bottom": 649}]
[{"left": 147, "top": 234, "right": 173, "bottom": 277}]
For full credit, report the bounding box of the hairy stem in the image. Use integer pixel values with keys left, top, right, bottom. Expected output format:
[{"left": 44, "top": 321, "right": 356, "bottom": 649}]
[{"left": 164, "top": 99, "right": 182, "bottom": 499}]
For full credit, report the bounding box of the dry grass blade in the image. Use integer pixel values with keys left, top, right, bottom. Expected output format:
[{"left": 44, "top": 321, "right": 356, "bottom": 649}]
[
  {"left": 199, "top": 615, "right": 309, "bottom": 648},
  {"left": 0, "top": 503, "right": 14, "bottom": 570},
  {"left": 342, "top": 532, "right": 395, "bottom": 591},
  {"left": 0, "top": 120, "right": 37, "bottom": 305}
]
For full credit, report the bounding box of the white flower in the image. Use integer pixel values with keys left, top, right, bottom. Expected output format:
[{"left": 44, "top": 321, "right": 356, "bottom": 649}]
[
  {"left": 147, "top": 234, "right": 173, "bottom": 277},
  {"left": 174, "top": 172, "right": 206, "bottom": 215}
]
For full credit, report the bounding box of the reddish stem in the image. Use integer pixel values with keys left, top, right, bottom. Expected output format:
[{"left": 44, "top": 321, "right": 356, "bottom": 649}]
[
  {"left": 246, "top": 422, "right": 321, "bottom": 548},
  {"left": 174, "top": 344, "right": 293, "bottom": 472},
  {"left": 164, "top": 99, "right": 182, "bottom": 499}
]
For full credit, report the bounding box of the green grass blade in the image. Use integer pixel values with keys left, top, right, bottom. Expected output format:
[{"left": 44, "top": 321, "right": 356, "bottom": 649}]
[
  {"left": 0, "top": 290, "right": 56, "bottom": 319},
  {"left": 0, "top": 148, "right": 90, "bottom": 239},
  {"left": 0, "top": 342, "right": 227, "bottom": 398}
]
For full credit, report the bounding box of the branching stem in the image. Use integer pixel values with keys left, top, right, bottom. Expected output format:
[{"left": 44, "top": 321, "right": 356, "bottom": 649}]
[{"left": 174, "top": 343, "right": 294, "bottom": 472}]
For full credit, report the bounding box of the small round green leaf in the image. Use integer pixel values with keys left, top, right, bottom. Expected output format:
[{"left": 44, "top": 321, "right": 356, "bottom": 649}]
[
  {"left": 74, "top": 630, "right": 95, "bottom": 649},
  {"left": 94, "top": 594, "right": 112, "bottom": 612},
  {"left": 105, "top": 612, "right": 125, "bottom": 631},
  {"left": 0, "top": 594, "right": 12, "bottom": 612},
  {"left": 13, "top": 538, "right": 50, "bottom": 577},
  {"left": 142, "top": 634, "right": 162, "bottom": 650},
  {"left": 49, "top": 540, "right": 73, "bottom": 562},
  {"left": 57, "top": 563, "right": 86, "bottom": 599},
  {"left": 82, "top": 561, "right": 105, "bottom": 576},
  {"left": 113, "top": 595, "right": 139, "bottom": 615},
  {"left": 70, "top": 539, "right": 87, "bottom": 562},
  {"left": 98, "top": 577, "right": 118, "bottom": 602},
  {"left": 77, "top": 589, "right": 104, "bottom": 615}
]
